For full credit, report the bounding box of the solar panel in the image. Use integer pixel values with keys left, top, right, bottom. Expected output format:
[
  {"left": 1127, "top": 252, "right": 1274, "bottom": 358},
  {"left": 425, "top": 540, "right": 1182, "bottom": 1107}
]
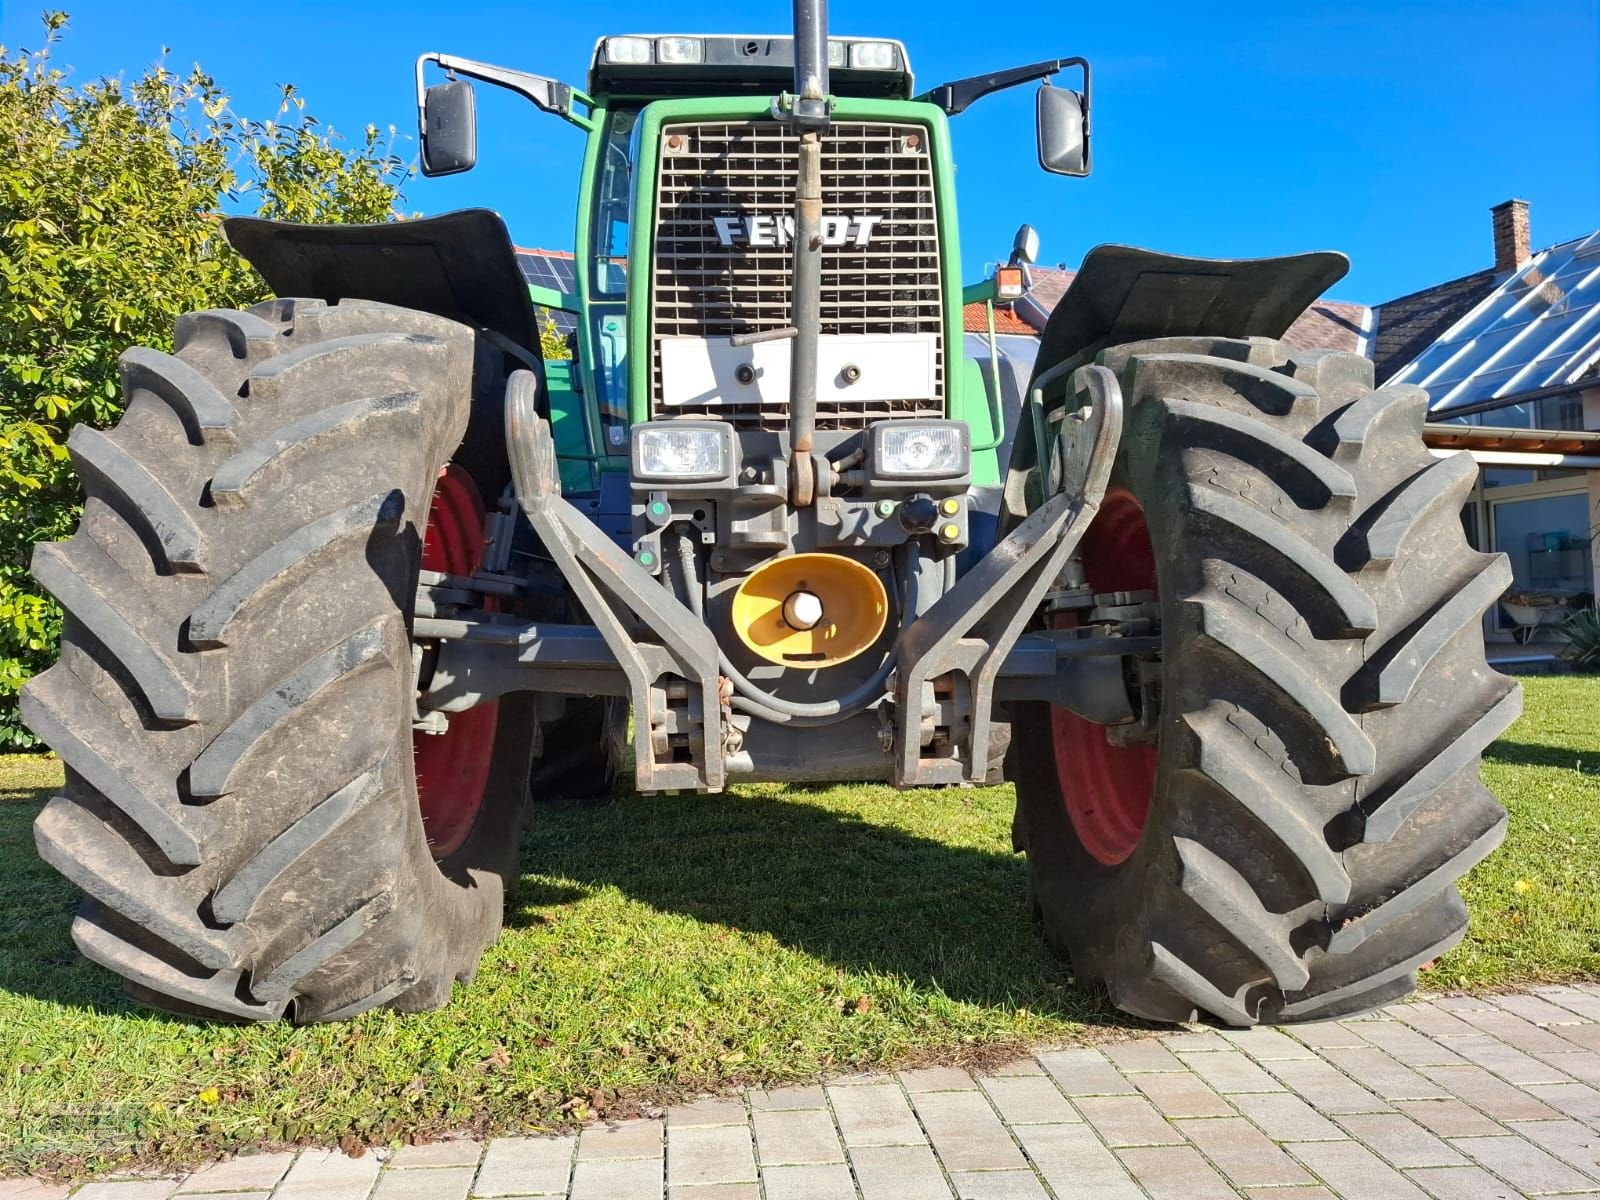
[
  {"left": 516, "top": 250, "right": 580, "bottom": 336},
  {"left": 534, "top": 307, "right": 579, "bottom": 337},
  {"left": 1394, "top": 232, "right": 1600, "bottom": 416},
  {"left": 519, "top": 252, "right": 577, "bottom": 289}
]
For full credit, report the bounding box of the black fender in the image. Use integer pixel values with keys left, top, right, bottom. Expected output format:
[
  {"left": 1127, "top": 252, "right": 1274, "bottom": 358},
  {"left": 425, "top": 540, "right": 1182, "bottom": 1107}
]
[
  {"left": 223, "top": 208, "right": 541, "bottom": 351},
  {"left": 1003, "top": 244, "right": 1348, "bottom": 529},
  {"left": 1030, "top": 244, "right": 1348, "bottom": 380}
]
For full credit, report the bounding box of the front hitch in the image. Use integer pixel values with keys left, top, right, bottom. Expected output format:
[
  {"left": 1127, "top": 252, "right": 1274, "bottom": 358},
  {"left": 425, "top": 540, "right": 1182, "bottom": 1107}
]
[{"left": 422, "top": 365, "right": 1125, "bottom": 792}]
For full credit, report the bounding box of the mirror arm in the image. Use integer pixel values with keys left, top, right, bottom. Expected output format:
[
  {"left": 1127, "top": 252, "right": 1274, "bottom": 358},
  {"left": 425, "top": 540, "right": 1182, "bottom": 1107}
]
[
  {"left": 920, "top": 56, "right": 1088, "bottom": 116},
  {"left": 415, "top": 53, "right": 593, "bottom": 128}
]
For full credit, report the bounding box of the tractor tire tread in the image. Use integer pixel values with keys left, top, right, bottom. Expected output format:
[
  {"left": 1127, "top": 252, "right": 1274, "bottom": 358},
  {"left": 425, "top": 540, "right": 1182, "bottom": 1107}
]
[
  {"left": 1015, "top": 336, "right": 1515, "bottom": 1027},
  {"left": 25, "top": 299, "right": 535, "bottom": 1023}
]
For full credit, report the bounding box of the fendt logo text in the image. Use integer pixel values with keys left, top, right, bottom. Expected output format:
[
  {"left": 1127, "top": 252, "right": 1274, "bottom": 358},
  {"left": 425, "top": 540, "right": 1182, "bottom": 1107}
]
[{"left": 712, "top": 214, "right": 884, "bottom": 248}]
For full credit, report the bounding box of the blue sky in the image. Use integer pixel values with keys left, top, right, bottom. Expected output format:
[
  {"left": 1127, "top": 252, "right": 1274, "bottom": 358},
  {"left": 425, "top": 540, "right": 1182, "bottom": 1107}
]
[{"left": 5, "top": 0, "right": 1596, "bottom": 304}]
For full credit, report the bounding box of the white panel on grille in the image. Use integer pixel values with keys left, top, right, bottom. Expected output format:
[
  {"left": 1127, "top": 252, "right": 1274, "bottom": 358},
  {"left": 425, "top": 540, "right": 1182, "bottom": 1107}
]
[
  {"left": 651, "top": 119, "right": 944, "bottom": 430},
  {"left": 659, "top": 333, "right": 937, "bottom": 413}
]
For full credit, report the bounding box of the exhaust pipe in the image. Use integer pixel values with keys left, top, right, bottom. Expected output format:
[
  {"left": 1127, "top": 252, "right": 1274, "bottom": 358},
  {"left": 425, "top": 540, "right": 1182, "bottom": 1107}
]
[
  {"left": 786, "top": 0, "right": 830, "bottom": 505},
  {"left": 791, "top": 0, "right": 830, "bottom": 119}
]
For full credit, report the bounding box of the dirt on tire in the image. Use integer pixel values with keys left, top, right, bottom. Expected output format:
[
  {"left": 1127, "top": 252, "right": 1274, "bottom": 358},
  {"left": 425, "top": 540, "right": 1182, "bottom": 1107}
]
[{"left": 25, "top": 298, "right": 538, "bottom": 1022}]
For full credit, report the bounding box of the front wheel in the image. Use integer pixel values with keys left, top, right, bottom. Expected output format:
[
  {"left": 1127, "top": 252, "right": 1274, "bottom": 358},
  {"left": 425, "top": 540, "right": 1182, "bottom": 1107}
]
[
  {"left": 1013, "top": 337, "right": 1519, "bottom": 1026},
  {"left": 26, "top": 299, "right": 538, "bottom": 1022}
]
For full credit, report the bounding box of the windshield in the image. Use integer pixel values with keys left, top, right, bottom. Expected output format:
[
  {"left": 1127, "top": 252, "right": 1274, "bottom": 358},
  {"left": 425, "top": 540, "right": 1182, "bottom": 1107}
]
[{"left": 591, "top": 108, "right": 637, "bottom": 298}]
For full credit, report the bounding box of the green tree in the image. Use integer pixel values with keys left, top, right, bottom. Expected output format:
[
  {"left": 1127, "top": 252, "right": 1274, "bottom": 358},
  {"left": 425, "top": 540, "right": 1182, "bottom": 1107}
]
[{"left": 0, "top": 14, "right": 411, "bottom": 746}]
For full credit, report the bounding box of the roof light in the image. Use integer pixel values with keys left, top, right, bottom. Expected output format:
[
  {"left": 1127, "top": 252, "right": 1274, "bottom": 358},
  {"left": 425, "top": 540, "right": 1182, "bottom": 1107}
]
[
  {"left": 656, "top": 36, "right": 704, "bottom": 64},
  {"left": 849, "top": 41, "right": 898, "bottom": 70},
  {"left": 605, "top": 36, "right": 652, "bottom": 65},
  {"left": 996, "top": 266, "right": 1026, "bottom": 300},
  {"left": 827, "top": 39, "right": 848, "bottom": 68}
]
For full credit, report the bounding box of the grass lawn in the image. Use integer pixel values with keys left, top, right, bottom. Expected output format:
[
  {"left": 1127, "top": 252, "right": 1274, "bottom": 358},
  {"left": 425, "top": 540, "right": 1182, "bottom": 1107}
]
[
  {"left": 0, "top": 674, "right": 1595, "bottom": 1176},
  {"left": 1447, "top": 675, "right": 1600, "bottom": 988}
]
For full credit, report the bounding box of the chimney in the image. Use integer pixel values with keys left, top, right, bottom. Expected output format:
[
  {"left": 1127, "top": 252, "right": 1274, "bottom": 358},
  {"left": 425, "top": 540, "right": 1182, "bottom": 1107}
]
[{"left": 1492, "top": 199, "right": 1531, "bottom": 274}]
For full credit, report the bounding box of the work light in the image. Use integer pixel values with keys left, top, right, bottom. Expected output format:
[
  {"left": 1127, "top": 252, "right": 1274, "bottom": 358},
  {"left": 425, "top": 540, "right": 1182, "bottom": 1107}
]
[
  {"left": 631, "top": 421, "right": 735, "bottom": 483},
  {"left": 849, "top": 41, "right": 899, "bottom": 70},
  {"left": 656, "top": 36, "right": 704, "bottom": 64},
  {"left": 604, "top": 37, "right": 653, "bottom": 64},
  {"left": 870, "top": 421, "right": 970, "bottom": 480}
]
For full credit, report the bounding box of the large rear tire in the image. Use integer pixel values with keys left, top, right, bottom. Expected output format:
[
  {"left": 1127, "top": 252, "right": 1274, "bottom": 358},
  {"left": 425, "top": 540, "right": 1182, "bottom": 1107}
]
[
  {"left": 25, "top": 299, "right": 538, "bottom": 1022},
  {"left": 1012, "top": 337, "right": 1519, "bottom": 1026}
]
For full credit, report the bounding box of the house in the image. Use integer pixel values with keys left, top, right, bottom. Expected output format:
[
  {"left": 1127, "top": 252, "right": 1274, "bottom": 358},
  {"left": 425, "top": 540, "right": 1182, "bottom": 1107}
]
[{"left": 1383, "top": 201, "right": 1600, "bottom": 645}]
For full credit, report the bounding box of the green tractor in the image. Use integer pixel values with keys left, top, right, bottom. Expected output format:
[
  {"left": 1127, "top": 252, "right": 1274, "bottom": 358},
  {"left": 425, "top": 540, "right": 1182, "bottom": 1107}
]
[{"left": 26, "top": 3, "right": 1518, "bottom": 1027}]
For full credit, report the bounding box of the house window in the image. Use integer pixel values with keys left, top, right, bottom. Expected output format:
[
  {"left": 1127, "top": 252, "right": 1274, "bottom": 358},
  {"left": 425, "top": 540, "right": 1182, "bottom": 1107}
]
[
  {"left": 1483, "top": 468, "right": 1537, "bottom": 488},
  {"left": 1489, "top": 487, "right": 1594, "bottom": 631},
  {"left": 1537, "top": 391, "right": 1584, "bottom": 431},
  {"left": 1446, "top": 391, "right": 1584, "bottom": 436}
]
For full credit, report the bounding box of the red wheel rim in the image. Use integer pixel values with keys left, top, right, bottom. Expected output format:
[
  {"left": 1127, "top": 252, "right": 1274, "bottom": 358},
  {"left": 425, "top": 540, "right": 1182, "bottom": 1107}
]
[
  {"left": 1050, "top": 488, "right": 1159, "bottom": 866},
  {"left": 413, "top": 466, "right": 499, "bottom": 860}
]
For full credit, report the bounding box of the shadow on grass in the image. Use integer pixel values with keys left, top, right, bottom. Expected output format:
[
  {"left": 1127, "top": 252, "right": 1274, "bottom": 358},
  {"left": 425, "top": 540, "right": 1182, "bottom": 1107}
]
[
  {"left": 0, "top": 785, "right": 146, "bottom": 1019},
  {"left": 0, "top": 774, "right": 1128, "bottom": 1029},
  {"left": 1484, "top": 740, "right": 1597, "bottom": 772},
  {"left": 516, "top": 786, "right": 1132, "bottom": 1028}
]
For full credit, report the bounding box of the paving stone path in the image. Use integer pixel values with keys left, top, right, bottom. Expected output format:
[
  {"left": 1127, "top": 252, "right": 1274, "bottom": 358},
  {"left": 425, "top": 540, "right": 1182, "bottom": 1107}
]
[{"left": 12, "top": 985, "right": 1600, "bottom": 1199}]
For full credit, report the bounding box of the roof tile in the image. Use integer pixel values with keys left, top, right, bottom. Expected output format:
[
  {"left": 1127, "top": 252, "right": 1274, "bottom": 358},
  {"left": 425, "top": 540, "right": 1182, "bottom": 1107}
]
[
  {"left": 963, "top": 303, "right": 1036, "bottom": 335},
  {"left": 1282, "top": 300, "right": 1371, "bottom": 356},
  {"left": 1372, "top": 269, "right": 1496, "bottom": 383}
]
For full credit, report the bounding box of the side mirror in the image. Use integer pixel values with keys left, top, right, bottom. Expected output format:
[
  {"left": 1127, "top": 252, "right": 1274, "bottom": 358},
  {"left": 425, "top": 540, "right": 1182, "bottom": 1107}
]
[
  {"left": 1036, "top": 83, "right": 1089, "bottom": 177},
  {"left": 421, "top": 79, "right": 477, "bottom": 177},
  {"left": 1011, "top": 224, "right": 1040, "bottom": 265}
]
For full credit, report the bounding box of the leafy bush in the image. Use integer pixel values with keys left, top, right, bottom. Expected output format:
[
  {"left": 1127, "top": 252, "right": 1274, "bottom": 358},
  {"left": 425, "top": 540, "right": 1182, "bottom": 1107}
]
[{"left": 0, "top": 14, "right": 410, "bottom": 747}]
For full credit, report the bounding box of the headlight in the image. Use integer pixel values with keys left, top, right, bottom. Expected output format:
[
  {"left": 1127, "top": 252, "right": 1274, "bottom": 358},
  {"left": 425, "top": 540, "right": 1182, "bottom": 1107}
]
[
  {"left": 605, "top": 36, "right": 652, "bottom": 64},
  {"left": 631, "top": 421, "right": 734, "bottom": 483},
  {"left": 656, "top": 36, "right": 703, "bottom": 64},
  {"left": 870, "top": 421, "right": 970, "bottom": 480},
  {"left": 849, "top": 41, "right": 899, "bottom": 70}
]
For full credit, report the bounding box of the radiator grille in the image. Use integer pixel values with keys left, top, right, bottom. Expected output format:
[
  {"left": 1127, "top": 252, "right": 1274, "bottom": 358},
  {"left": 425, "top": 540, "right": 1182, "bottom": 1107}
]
[{"left": 651, "top": 120, "right": 944, "bottom": 430}]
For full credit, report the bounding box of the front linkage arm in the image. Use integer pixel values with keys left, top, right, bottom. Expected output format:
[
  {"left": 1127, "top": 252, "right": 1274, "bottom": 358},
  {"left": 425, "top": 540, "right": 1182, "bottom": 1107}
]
[
  {"left": 503, "top": 371, "right": 727, "bottom": 792},
  {"left": 893, "top": 364, "right": 1124, "bottom": 786}
]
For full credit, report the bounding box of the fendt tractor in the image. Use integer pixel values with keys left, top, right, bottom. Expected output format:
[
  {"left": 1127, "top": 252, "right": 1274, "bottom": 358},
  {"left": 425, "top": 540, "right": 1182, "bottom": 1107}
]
[{"left": 26, "top": 3, "right": 1520, "bottom": 1028}]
